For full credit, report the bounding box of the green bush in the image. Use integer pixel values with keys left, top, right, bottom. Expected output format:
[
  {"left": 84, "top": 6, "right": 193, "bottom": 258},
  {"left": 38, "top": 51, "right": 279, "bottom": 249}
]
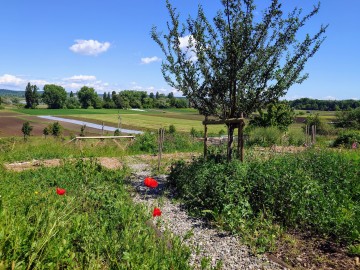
[
  {"left": 286, "top": 129, "right": 305, "bottom": 146},
  {"left": 169, "top": 150, "right": 360, "bottom": 252},
  {"left": 114, "top": 128, "right": 121, "bottom": 136},
  {"left": 333, "top": 130, "right": 360, "bottom": 148},
  {"left": 129, "top": 131, "right": 202, "bottom": 154},
  {"left": 304, "top": 113, "right": 336, "bottom": 135},
  {"left": 128, "top": 131, "right": 157, "bottom": 153},
  {"left": 246, "top": 127, "right": 282, "bottom": 147},
  {"left": 168, "top": 124, "right": 176, "bottom": 134}
]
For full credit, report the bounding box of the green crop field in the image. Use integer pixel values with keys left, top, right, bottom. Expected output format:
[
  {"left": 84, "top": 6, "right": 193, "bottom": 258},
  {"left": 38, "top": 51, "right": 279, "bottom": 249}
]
[{"left": 12, "top": 108, "right": 227, "bottom": 134}]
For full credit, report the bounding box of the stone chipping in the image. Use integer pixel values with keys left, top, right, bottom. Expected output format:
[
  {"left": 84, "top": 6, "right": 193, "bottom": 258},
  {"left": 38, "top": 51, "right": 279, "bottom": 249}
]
[{"left": 127, "top": 162, "right": 286, "bottom": 270}]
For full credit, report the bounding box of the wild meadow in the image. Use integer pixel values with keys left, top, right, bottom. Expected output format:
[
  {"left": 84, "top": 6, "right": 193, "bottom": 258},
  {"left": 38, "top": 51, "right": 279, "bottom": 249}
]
[{"left": 0, "top": 159, "right": 192, "bottom": 269}]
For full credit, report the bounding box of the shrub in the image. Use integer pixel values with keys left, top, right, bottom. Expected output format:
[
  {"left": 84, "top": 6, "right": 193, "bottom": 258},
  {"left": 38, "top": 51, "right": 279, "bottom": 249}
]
[
  {"left": 335, "top": 107, "right": 360, "bottom": 129},
  {"left": 49, "top": 122, "right": 63, "bottom": 137},
  {"left": 169, "top": 150, "right": 360, "bottom": 252},
  {"left": 129, "top": 130, "right": 201, "bottom": 154},
  {"left": 129, "top": 131, "right": 157, "bottom": 153},
  {"left": 304, "top": 113, "right": 336, "bottom": 135},
  {"left": 21, "top": 121, "right": 33, "bottom": 141},
  {"left": 43, "top": 127, "right": 50, "bottom": 138},
  {"left": 168, "top": 124, "right": 176, "bottom": 134},
  {"left": 246, "top": 127, "right": 282, "bottom": 147},
  {"left": 333, "top": 130, "right": 360, "bottom": 147},
  {"left": 286, "top": 129, "right": 305, "bottom": 146},
  {"left": 79, "top": 124, "right": 86, "bottom": 137},
  {"left": 114, "top": 129, "right": 121, "bottom": 136}
]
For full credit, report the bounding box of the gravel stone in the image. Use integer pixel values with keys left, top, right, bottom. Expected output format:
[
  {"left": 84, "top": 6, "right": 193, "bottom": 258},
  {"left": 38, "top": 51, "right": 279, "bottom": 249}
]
[{"left": 127, "top": 162, "right": 286, "bottom": 270}]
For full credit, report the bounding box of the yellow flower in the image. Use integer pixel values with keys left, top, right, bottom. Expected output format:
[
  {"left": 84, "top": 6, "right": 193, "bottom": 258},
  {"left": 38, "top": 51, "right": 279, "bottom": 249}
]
[{"left": 34, "top": 191, "right": 39, "bottom": 195}]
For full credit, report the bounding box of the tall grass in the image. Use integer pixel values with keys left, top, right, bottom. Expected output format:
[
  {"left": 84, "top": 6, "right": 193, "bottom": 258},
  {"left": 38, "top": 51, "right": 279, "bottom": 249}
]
[
  {"left": 0, "top": 160, "right": 191, "bottom": 269},
  {"left": 0, "top": 137, "right": 127, "bottom": 163}
]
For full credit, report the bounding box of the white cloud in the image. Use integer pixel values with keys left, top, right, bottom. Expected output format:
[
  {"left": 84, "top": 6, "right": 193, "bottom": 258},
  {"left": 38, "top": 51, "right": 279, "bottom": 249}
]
[
  {"left": 64, "top": 75, "right": 97, "bottom": 82},
  {"left": 141, "top": 56, "right": 161, "bottom": 64},
  {"left": 0, "top": 74, "right": 24, "bottom": 86},
  {"left": 178, "top": 35, "right": 197, "bottom": 61},
  {"left": 323, "top": 96, "right": 336, "bottom": 100},
  {"left": 29, "top": 79, "right": 48, "bottom": 87},
  {"left": 179, "top": 35, "right": 193, "bottom": 49},
  {"left": 69, "top": 39, "right": 111, "bottom": 56}
]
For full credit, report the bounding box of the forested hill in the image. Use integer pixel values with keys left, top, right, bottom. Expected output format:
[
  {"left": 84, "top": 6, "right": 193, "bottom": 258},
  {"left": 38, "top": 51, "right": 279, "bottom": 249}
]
[
  {"left": 0, "top": 89, "right": 25, "bottom": 97},
  {"left": 288, "top": 98, "right": 360, "bottom": 111}
]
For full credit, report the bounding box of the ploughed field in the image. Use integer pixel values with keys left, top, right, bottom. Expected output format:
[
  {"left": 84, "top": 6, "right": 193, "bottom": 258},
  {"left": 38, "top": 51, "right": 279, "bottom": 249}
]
[{"left": 0, "top": 111, "right": 103, "bottom": 137}]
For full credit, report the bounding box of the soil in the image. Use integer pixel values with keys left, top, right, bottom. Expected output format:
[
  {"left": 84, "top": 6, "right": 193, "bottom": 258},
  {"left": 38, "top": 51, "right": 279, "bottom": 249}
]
[
  {"left": 273, "top": 231, "right": 359, "bottom": 270},
  {"left": 0, "top": 113, "right": 106, "bottom": 137},
  {"left": 4, "top": 157, "right": 123, "bottom": 172}
]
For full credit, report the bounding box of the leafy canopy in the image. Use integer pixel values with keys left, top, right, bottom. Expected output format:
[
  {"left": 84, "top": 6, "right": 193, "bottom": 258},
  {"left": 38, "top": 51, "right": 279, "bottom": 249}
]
[
  {"left": 152, "top": 0, "right": 327, "bottom": 119},
  {"left": 42, "top": 84, "right": 67, "bottom": 109}
]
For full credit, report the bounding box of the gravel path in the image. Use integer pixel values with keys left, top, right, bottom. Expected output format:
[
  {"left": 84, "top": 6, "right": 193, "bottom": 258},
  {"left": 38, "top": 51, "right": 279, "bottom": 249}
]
[{"left": 126, "top": 161, "right": 286, "bottom": 270}]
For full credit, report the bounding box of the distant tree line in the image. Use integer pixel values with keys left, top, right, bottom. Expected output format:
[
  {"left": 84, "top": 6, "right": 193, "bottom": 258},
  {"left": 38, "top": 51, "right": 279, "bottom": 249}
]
[
  {"left": 21, "top": 83, "right": 188, "bottom": 109},
  {"left": 289, "top": 98, "right": 360, "bottom": 111}
]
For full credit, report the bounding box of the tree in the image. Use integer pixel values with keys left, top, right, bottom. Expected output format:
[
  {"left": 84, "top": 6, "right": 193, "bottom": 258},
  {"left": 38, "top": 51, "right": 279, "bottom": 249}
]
[
  {"left": 152, "top": 0, "right": 327, "bottom": 160},
  {"left": 49, "top": 122, "right": 63, "bottom": 137},
  {"left": 43, "top": 127, "right": 50, "bottom": 138},
  {"left": 249, "top": 102, "right": 295, "bottom": 131},
  {"left": 80, "top": 125, "right": 86, "bottom": 137},
  {"left": 335, "top": 108, "right": 360, "bottom": 129},
  {"left": 21, "top": 121, "right": 33, "bottom": 141},
  {"left": 92, "top": 95, "right": 103, "bottom": 109},
  {"left": 25, "top": 82, "right": 39, "bottom": 109},
  {"left": 77, "top": 86, "right": 98, "bottom": 109},
  {"left": 42, "top": 84, "right": 67, "bottom": 109},
  {"left": 65, "top": 96, "right": 80, "bottom": 109}
]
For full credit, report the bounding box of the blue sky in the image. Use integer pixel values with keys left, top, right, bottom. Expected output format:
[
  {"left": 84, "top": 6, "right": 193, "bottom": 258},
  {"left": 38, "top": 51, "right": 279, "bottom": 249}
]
[{"left": 0, "top": 0, "right": 359, "bottom": 100}]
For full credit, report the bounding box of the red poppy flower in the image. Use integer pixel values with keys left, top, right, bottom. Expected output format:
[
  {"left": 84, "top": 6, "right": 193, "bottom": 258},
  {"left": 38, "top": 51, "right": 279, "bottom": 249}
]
[
  {"left": 153, "top": 207, "right": 162, "bottom": 217},
  {"left": 56, "top": 187, "right": 66, "bottom": 195},
  {"left": 144, "top": 177, "right": 158, "bottom": 188}
]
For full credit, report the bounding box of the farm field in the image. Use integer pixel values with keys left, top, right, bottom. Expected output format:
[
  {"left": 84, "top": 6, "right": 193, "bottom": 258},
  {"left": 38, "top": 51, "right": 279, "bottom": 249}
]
[
  {"left": 2, "top": 108, "right": 227, "bottom": 136},
  {"left": 0, "top": 110, "right": 104, "bottom": 137}
]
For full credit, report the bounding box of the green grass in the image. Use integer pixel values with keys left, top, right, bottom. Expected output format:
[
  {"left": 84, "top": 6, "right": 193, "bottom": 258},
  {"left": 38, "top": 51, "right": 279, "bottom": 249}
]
[
  {"left": 12, "top": 108, "right": 199, "bottom": 116},
  {"left": 11, "top": 107, "right": 225, "bottom": 134},
  {"left": 0, "top": 160, "right": 192, "bottom": 269},
  {"left": 0, "top": 137, "right": 128, "bottom": 163},
  {"left": 68, "top": 114, "right": 224, "bottom": 133}
]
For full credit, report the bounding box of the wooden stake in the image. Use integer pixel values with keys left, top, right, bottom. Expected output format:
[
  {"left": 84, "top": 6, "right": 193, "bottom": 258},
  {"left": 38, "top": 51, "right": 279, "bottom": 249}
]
[
  {"left": 204, "top": 116, "right": 208, "bottom": 160},
  {"left": 158, "top": 128, "right": 165, "bottom": 171}
]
